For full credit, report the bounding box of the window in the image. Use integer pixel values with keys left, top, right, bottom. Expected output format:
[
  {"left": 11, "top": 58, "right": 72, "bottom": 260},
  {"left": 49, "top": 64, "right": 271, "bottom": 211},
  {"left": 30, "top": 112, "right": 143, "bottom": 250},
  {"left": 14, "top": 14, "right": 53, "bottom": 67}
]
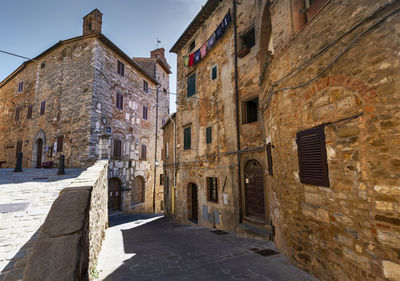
[
  {"left": 143, "top": 106, "right": 148, "bottom": 120},
  {"left": 15, "top": 107, "right": 21, "bottom": 122},
  {"left": 160, "top": 174, "right": 164, "bottom": 185},
  {"left": 211, "top": 66, "right": 217, "bottom": 80},
  {"left": 117, "top": 60, "right": 125, "bottom": 76},
  {"left": 40, "top": 101, "right": 46, "bottom": 115},
  {"left": 140, "top": 144, "right": 147, "bottom": 160},
  {"left": 296, "top": 125, "right": 330, "bottom": 187},
  {"left": 15, "top": 140, "right": 23, "bottom": 158},
  {"left": 187, "top": 73, "right": 196, "bottom": 97},
  {"left": 166, "top": 142, "right": 169, "bottom": 159},
  {"left": 113, "top": 139, "right": 122, "bottom": 158},
  {"left": 243, "top": 97, "right": 258, "bottom": 124},
  {"left": 189, "top": 40, "right": 196, "bottom": 52},
  {"left": 18, "top": 82, "right": 24, "bottom": 92},
  {"left": 292, "top": 0, "right": 330, "bottom": 33},
  {"left": 267, "top": 143, "right": 273, "bottom": 176},
  {"left": 57, "top": 135, "right": 64, "bottom": 153},
  {"left": 41, "top": 62, "right": 46, "bottom": 69},
  {"left": 241, "top": 27, "right": 255, "bottom": 50},
  {"left": 207, "top": 177, "right": 218, "bottom": 203},
  {"left": 206, "top": 127, "right": 212, "bottom": 144},
  {"left": 116, "top": 92, "right": 123, "bottom": 110},
  {"left": 183, "top": 126, "right": 191, "bottom": 150},
  {"left": 143, "top": 80, "right": 149, "bottom": 93},
  {"left": 27, "top": 105, "right": 33, "bottom": 119}
]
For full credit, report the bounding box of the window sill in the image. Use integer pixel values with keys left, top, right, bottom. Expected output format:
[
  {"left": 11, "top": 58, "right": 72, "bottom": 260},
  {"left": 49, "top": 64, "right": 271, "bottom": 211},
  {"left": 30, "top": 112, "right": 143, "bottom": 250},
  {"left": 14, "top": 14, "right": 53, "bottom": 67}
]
[{"left": 237, "top": 47, "right": 250, "bottom": 58}]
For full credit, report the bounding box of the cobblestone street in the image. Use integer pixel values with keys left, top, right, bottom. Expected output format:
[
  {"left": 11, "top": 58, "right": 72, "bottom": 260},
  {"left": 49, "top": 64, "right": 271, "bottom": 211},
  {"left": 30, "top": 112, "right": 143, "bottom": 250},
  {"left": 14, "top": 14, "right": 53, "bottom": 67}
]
[
  {"left": 97, "top": 214, "right": 317, "bottom": 281},
  {"left": 0, "top": 168, "right": 83, "bottom": 281}
]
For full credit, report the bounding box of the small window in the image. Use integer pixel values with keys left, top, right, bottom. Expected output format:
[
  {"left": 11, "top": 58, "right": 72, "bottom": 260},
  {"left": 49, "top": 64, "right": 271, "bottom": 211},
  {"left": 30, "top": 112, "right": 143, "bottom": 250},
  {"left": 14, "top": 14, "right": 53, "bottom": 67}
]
[
  {"left": 15, "top": 140, "right": 23, "bottom": 158},
  {"left": 117, "top": 60, "right": 125, "bottom": 77},
  {"left": 166, "top": 142, "right": 169, "bottom": 159},
  {"left": 211, "top": 66, "right": 217, "bottom": 80},
  {"left": 160, "top": 174, "right": 164, "bottom": 185},
  {"left": 15, "top": 107, "right": 21, "bottom": 122},
  {"left": 163, "top": 88, "right": 167, "bottom": 94},
  {"left": 207, "top": 177, "right": 218, "bottom": 203},
  {"left": 267, "top": 143, "right": 273, "bottom": 176},
  {"left": 143, "top": 80, "right": 149, "bottom": 93},
  {"left": 18, "top": 82, "right": 23, "bottom": 92},
  {"left": 116, "top": 92, "right": 123, "bottom": 110},
  {"left": 296, "top": 125, "right": 330, "bottom": 187},
  {"left": 143, "top": 106, "right": 148, "bottom": 120},
  {"left": 141, "top": 144, "right": 147, "bottom": 160},
  {"left": 187, "top": 73, "right": 196, "bottom": 97},
  {"left": 40, "top": 101, "right": 46, "bottom": 116},
  {"left": 162, "top": 118, "right": 166, "bottom": 125},
  {"left": 128, "top": 160, "right": 132, "bottom": 168},
  {"left": 183, "top": 127, "right": 191, "bottom": 150},
  {"left": 243, "top": 98, "right": 258, "bottom": 124},
  {"left": 41, "top": 62, "right": 46, "bottom": 69},
  {"left": 292, "top": 0, "right": 330, "bottom": 33},
  {"left": 27, "top": 105, "right": 33, "bottom": 119},
  {"left": 206, "top": 127, "right": 212, "bottom": 144},
  {"left": 57, "top": 135, "right": 64, "bottom": 153},
  {"left": 189, "top": 40, "right": 196, "bottom": 52},
  {"left": 113, "top": 139, "right": 122, "bottom": 158},
  {"left": 241, "top": 27, "right": 255, "bottom": 50}
]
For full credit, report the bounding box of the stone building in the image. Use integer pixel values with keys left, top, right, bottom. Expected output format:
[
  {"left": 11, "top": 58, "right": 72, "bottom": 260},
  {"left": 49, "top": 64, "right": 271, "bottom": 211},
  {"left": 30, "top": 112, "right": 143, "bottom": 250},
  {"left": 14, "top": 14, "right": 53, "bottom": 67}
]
[
  {"left": 0, "top": 9, "right": 170, "bottom": 214},
  {"left": 168, "top": 0, "right": 400, "bottom": 280}
]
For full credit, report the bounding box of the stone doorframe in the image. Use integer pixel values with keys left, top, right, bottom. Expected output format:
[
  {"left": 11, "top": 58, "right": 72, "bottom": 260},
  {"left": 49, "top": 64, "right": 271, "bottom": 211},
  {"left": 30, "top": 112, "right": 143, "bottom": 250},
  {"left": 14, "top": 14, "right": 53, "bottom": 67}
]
[
  {"left": 108, "top": 170, "right": 127, "bottom": 191},
  {"left": 32, "top": 130, "right": 46, "bottom": 168}
]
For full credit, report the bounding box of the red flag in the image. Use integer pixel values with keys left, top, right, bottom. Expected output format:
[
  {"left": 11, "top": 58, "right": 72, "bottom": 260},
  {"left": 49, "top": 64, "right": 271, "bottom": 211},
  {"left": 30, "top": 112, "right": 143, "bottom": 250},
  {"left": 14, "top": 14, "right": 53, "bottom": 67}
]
[{"left": 189, "top": 53, "right": 194, "bottom": 66}]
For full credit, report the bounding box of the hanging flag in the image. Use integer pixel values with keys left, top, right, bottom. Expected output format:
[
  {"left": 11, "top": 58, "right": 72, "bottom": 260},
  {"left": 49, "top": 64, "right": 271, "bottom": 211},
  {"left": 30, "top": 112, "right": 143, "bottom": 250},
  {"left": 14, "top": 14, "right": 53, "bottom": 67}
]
[
  {"left": 194, "top": 48, "right": 201, "bottom": 64},
  {"left": 222, "top": 10, "right": 232, "bottom": 30},
  {"left": 207, "top": 33, "right": 216, "bottom": 49},
  {"left": 189, "top": 53, "right": 194, "bottom": 66},
  {"left": 200, "top": 44, "right": 207, "bottom": 58},
  {"left": 215, "top": 23, "right": 224, "bottom": 41},
  {"left": 184, "top": 56, "right": 189, "bottom": 67}
]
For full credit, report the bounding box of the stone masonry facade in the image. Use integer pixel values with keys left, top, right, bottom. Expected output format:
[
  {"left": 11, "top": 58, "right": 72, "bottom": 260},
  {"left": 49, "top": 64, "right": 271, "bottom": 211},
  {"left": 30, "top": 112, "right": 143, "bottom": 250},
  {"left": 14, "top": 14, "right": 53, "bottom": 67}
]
[
  {"left": 167, "top": 0, "right": 400, "bottom": 280},
  {"left": 0, "top": 9, "right": 170, "bottom": 214}
]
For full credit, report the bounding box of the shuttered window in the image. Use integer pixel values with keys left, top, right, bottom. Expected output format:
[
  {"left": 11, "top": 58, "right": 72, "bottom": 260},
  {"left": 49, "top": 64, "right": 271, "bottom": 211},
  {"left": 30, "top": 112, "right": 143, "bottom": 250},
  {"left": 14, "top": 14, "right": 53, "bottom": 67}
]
[
  {"left": 184, "top": 127, "right": 191, "bottom": 150},
  {"left": 113, "top": 140, "right": 122, "bottom": 158},
  {"left": 143, "top": 106, "right": 148, "bottom": 120},
  {"left": 15, "top": 107, "right": 21, "bottom": 122},
  {"left": 296, "top": 125, "right": 330, "bottom": 187},
  {"left": 267, "top": 143, "right": 273, "bottom": 176},
  {"left": 141, "top": 144, "right": 147, "bottom": 160},
  {"left": 143, "top": 80, "right": 148, "bottom": 93},
  {"left": 116, "top": 92, "right": 123, "bottom": 110},
  {"left": 18, "top": 82, "right": 24, "bottom": 92},
  {"left": 187, "top": 73, "right": 196, "bottom": 97},
  {"left": 15, "top": 140, "right": 23, "bottom": 158},
  {"left": 117, "top": 60, "right": 125, "bottom": 76},
  {"left": 206, "top": 127, "right": 212, "bottom": 144},
  {"left": 207, "top": 177, "right": 218, "bottom": 203},
  {"left": 57, "top": 136, "right": 64, "bottom": 153},
  {"left": 211, "top": 66, "right": 217, "bottom": 80},
  {"left": 27, "top": 105, "right": 33, "bottom": 119},
  {"left": 40, "top": 101, "right": 46, "bottom": 115}
]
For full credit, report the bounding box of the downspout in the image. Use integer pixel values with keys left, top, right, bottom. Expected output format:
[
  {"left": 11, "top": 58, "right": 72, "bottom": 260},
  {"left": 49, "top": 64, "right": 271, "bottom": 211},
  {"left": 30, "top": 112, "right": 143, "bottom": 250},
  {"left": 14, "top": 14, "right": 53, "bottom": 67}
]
[
  {"left": 233, "top": 0, "right": 242, "bottom": 222},
  {"left": 153, "top": 85, "right": 160, "bottom": 213}
]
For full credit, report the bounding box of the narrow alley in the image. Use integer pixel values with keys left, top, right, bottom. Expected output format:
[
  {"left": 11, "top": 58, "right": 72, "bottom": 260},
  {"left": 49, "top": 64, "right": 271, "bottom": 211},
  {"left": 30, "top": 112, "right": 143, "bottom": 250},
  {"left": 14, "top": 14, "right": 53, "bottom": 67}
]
[{"left": 97, "top": 214, "right": 317, "bottom": 281}]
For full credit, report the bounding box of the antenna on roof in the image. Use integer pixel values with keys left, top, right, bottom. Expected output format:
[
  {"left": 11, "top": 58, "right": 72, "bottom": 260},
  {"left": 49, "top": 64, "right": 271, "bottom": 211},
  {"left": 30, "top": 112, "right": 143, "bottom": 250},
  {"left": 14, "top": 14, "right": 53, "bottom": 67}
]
[{"left": 156, "top": 38, "right": 161, "bottom": 48}]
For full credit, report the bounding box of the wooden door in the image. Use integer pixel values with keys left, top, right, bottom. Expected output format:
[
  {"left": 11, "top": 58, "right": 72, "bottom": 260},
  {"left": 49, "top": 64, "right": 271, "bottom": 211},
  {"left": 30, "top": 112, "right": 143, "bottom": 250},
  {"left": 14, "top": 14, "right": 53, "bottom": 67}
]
[
  {"left": 244, "top": 160, "right": 265, "bottom": 220},
  {"left": 36, "top": 139, "right": 43, "bottom": 168},
  {"left": 109, "top": 178, "right": 121, "bottom": 211},
  {"left": 191, "top": 183, "right": 198, "bottom": 221}
]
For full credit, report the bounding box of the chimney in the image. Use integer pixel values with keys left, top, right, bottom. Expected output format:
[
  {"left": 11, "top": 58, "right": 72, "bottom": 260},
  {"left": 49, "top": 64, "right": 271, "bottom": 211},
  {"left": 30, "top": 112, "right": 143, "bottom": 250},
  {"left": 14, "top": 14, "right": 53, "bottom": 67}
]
[
  {"left": 150, "top": 48, "right": 166, "bottom": 61},
  {"left": 83, "top": 9, "right": 103, "bottom": 36}
]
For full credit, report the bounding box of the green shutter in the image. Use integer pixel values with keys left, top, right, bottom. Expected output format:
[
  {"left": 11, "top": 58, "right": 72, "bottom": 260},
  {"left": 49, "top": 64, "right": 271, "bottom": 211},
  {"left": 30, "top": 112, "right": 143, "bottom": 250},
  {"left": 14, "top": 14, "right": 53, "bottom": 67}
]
[
  {"left": 187, "top": 73, "right": 196, "bottom": 97},
  {"left": 206, "top": 127, "right": 212, "bottom": 144},
  {"left": 184, "top": 127, "right": 191, "bottom": 150}
]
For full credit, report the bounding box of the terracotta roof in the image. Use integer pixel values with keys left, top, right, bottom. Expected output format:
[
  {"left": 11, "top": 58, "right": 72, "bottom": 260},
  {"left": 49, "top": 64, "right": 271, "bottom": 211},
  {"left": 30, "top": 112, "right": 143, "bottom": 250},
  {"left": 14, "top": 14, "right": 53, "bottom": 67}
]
[
  {"left": 161, "top": 112, "right": 176, "bottom": 130},
  {"left": 133, "top": 57, "right": 172, "bottom": 77},
  {"left": 170, "top": 0, "right": 223, "bottom": 54},
  {"left": 0, "top": 33, "right": 159, "bottom": 89}
]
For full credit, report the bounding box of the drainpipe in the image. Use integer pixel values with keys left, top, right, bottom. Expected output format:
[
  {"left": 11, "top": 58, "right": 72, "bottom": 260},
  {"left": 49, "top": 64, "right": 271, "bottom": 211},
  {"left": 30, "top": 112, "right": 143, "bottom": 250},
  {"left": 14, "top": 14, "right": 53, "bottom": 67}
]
[
  {"left": 233, "top": 0, "right": 243, "bottom": 222},
  {"left": 153, "top": 85, "right": 161, "bottom": 213}
]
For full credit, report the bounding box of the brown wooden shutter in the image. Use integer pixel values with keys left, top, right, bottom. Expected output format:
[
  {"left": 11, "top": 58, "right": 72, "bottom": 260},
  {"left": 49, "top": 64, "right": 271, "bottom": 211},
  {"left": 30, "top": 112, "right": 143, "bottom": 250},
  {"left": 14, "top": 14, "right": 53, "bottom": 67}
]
[
  {"left": 57, "top": 136, "right": 64, "bottom": 153},
  {"left": 141, "top": 144, "right": 146, "bottom": 160},
  {"left": 267, "top": 143, "right": 273, "bottom": 176},
  {"left": 15, "top": 108, "right": 20, "bottom": 122},
  {"left": 40, "top": 101, "right": 46, "bottom": 115},
  {"left": 296, "top": 125, "right": 330, "bottom": 187},
  {"left": 27, "top": 105, "right": 33, "bottom": 119}
]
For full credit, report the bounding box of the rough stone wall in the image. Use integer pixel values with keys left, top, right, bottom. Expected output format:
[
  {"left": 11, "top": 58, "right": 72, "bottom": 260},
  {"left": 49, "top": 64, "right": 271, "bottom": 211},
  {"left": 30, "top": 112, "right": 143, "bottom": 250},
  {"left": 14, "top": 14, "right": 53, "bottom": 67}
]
[
  {"left": 0, "top": 37, "right": 95, "bottom": 169},
  {"left": 92, "top": 40, "right": 169, "bottom": 213},
  {"left": 22, "top": 160, "right": 108, "bottom": 281},
  {"left": 260, "top": 0, "right": 400, "bottom": 280}
]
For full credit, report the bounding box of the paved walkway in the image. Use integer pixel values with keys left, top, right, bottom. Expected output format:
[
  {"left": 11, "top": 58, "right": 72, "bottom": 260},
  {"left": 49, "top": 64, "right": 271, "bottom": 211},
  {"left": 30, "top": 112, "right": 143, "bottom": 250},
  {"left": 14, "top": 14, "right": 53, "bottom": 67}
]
[
  {"left": 97, "top": 214, "right": 317, "bottom": 281},
  {"left": 0, "top": 168, "right": 83, "bottom": 281}
]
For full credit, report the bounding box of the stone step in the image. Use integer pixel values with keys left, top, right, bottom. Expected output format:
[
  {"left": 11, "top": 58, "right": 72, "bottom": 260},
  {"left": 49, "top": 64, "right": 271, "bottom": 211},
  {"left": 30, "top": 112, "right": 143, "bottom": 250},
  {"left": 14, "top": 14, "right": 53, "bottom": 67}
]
[{"left": 236, "top": 222, "right": 272, "bottom": 240}]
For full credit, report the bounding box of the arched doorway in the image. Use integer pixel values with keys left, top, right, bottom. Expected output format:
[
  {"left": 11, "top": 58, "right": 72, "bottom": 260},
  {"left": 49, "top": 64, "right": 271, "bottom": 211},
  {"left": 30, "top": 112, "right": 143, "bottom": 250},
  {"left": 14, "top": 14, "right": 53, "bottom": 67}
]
[
  {"left": 132, "top": 176, "right": 145, "bottom": 204},
  {"left": 109, "top": 177, "right": 122, "bottom": 211},
  {"left": 36, "top": 139, "right": 43, "bottom": 168},
  {"left": 244, "top": 160, "right": 266, "bottom": 221},
  {"left": 187, "top": 183, "right": 198, "bottom": 222}
]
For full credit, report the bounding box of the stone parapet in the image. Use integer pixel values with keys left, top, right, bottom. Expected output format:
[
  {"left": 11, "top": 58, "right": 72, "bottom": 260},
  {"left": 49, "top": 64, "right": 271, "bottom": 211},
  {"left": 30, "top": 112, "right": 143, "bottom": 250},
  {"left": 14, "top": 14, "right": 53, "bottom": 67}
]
[{"left": 22, "top": 160, "right": 108, "bottom": 281}]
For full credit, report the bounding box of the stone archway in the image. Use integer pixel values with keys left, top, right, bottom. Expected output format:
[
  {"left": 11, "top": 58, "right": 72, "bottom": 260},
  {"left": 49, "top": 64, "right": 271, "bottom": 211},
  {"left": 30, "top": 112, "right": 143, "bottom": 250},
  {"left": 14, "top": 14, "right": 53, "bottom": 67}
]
[
  {"left": 244, "top": 159, "right": 266, "bottom": 221},
  {"left": 187, "top": 182, "right": 198, "bottom": 223},
  {"left": 32, "top": 130, "right": 46, "bottom": 168},
  {"left": 108, "top": 177, "right": 122, "bottom": 211}
]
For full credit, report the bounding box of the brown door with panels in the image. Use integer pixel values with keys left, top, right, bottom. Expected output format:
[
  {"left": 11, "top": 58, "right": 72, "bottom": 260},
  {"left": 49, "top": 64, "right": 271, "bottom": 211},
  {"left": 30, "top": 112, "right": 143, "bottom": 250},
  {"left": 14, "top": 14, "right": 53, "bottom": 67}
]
[
  {"left": 36, "top": 139, "right": 43, "bottom": 168},
  {"left": 191, "top": 183, "right": 198, "bottom": 221},
  {"left": 109, "top": 178, "right": 121, "bottom": 211},
  {"left": 244, "top": 160, "right": 265, "bottom": 220}
]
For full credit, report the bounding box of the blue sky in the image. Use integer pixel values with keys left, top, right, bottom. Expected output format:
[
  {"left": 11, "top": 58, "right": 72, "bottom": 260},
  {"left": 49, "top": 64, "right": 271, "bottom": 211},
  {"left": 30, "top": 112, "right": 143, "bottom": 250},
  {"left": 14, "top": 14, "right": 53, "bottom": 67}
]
[{"left": 0, "top": 0, "right": 207, "bottom": 113}]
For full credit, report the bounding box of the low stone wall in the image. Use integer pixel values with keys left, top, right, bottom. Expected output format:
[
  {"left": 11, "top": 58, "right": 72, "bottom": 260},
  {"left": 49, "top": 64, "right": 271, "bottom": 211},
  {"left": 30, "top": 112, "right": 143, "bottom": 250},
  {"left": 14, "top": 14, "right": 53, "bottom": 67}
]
[{"left": 22, "top": 160, "right": 108, "bottom": 281}]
